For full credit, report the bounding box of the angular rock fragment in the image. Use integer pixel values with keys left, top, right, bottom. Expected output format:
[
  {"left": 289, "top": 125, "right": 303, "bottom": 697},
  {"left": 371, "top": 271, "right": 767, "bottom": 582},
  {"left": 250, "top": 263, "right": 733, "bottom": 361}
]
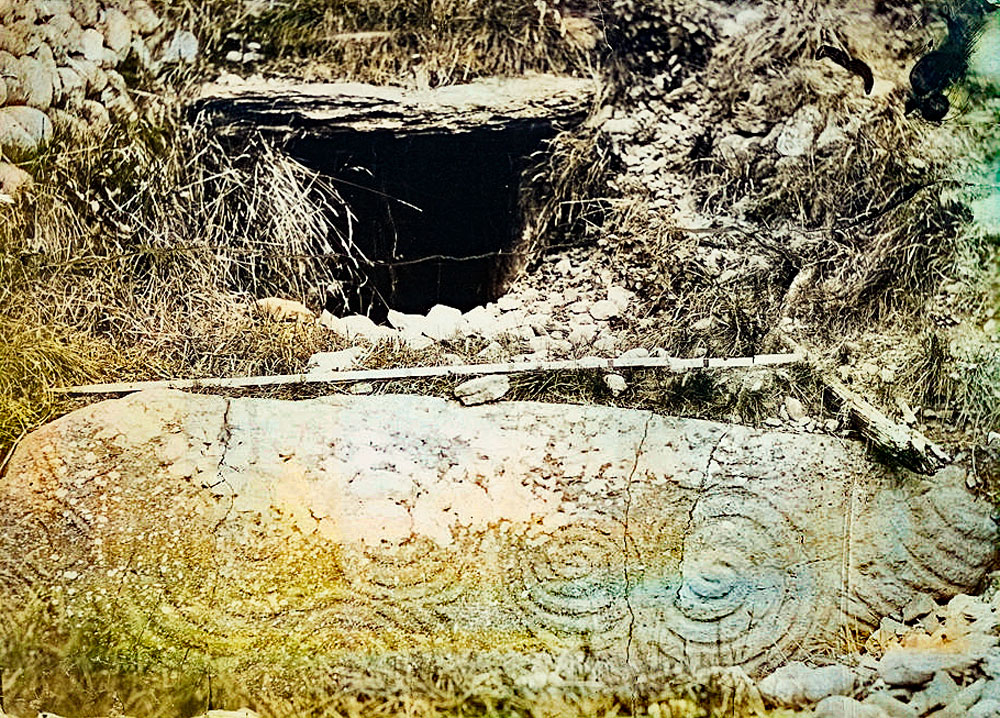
[{"left": 454, "top": 374, "right": 510, "bottom": 405}]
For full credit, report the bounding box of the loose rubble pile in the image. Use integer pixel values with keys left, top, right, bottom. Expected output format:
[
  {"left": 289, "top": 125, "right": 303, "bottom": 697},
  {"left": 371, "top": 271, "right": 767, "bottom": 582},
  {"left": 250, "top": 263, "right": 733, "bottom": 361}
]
[
  {"left": 310, "top": 248, "right": 636, "bottom": 360},
  {"left": 754, "top": 591, "right": 1000, "bottom": 717}
]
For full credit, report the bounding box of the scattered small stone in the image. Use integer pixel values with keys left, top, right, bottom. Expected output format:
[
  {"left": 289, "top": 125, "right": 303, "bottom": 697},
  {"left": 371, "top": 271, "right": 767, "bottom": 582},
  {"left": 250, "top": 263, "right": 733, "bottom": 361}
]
[
  {"left": 0, "top": 105, "right": 53, "bottom": 155},
  {"left": 423, "top": 304, "right": 464, "bottom": 341},
  {"left": 462, "top": 305, "right": 500, "bottom": 338},
  {"left": 333, "top": 314, "right": 395, "bottom": 343},
  {"left": 969, "top": 699, "right": 1000, "bottom": 718},
  {"left": 880, "top": 617, "right": 907, "bottom": 636},
  {"left": 764, "top": 417, "right": 783, "bottom": 428},
  {"left": 902, "top": 594, "right": 937, "bottom": 623},
  {"left": 477, "top": 341, "right": 504, "bottom": 361},
  {"left": 194, "top": 709, "right": 261, "bottom": 718},
  {"left": 399, "top": 330, "right": 434, "bottom": 350},
  {"left": 784, "top": 396, "right": 806, "bottom": 422},
  {"left": 878, "top": 648, "right": 983, "bottom": 687},
  {"left": 862, "top": 692, "right": 918, "bottom": 718},
  {"left": 567, "top": 300, "right": 590, "bottom": 314},
  {"left": 619, "top": 347, "right": 650, "bottom": 360},
  {"left": 607, "top": 285, "right": 633, "bottom": 312},
  {"left": 0, "top": 161, "right": 33, "bottom": 199},
  {"left": 590, "top": 299, "right": 619, "bottom": 321},
  {"left": 161, "top": 29, "right": 198, "bottom": 63},
  {"left": 910, "top": 671, "right": 959, "bottom": 715},
  {"left": 306, "top": 347, "right": 363, "bottom": 373},
  {"left": 386, "top": 308, "right": 423, "bottom": 332},
  {"left": 593, "top": 334, "right": 617, "bottom": 353},
  {"left": 568, "top": 324, "right": 597, "bottom": 345},
  {"left": 758, "top": 662, "right": 855, "bottom": 708},
  {"left": 349, "top": 382, "right": 373, "bottom": 395},
  {"left": 604, "top": 373, "right": 627, "bottom": 396},
  {"left": 895, "top": 397, "right": 918, "bottom": 426},
  {"left": 441, "top": 353, "right": 463, "bottom": 366},
  {"left": 813, "top": 695, "right": 887, "bottom": 718},
  {"left": 950, "top": 677, "right": 988, "bottom": 711},
  {"left": 256, "top": 297, "right": 313, "bottom": 322},
  {"left": 554, "top": 257, "right": 572, "bottom": 275},
  {"left": 692, "top": 316, "right": 714, "bottom": 332},
  {"left": 946, "top": 593, "right": 996, "bottom": 623},
  {"left": 497, "top": 294, "right": 520, "bottom": 311},
  {"left": 454, "top": 375, "right": 510, "bottom": 406}
]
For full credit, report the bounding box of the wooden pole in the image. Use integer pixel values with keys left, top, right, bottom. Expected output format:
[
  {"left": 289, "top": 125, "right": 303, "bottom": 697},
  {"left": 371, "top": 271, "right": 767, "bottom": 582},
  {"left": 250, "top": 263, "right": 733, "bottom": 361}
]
[
  {"left": 778, "top": 335, "right": 950, "bottom": 475},
  {"left": 56, "top": 352, "right": 803, "bottom": 396}
]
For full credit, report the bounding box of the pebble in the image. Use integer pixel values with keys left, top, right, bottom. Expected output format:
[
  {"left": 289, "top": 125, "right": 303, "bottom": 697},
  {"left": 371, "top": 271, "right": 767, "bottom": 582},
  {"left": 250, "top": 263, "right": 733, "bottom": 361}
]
[
  {"left": 497, "top": 294, "right": 520, "bottom": 311},
  {"left": 607, "top": 285, "right": 633, "bottom": 312},
  {"left": 604, "top": 373, "right": 627, "bottom": 396},
  {"left": 969, "top": 699, "right": 1000, "bottom": 718},
  {"left": 306, "top": 347, "right": 363, "bottom": 373},
  {"left": 568, "top": 325, "right": 597, "bottom": 345},
  {"left": 0, "top": 161, "right": 33, "bottom": 198},
  {"left": 161, "top": 29, "right": 198, "bottom": 63},
  {"left": 902, "top": 594, "right": 937, "bottom": 623},
  {"left": 593, "top": 334, "right": 617, "bottom": 353},
  {"left": 423, "top": 304, "right": 464, "bottom": 341},
  {"left": 590, "top": 299, "right": 618, "bottom": 320},
  {"left": 813, "top": 695, "right": 887, "bottom": 718},
  {"left": 477, "top": 341, "right": 504, "bottom": 361},
  {"left": 879, "top": 648, "right": 983, "bottom": 687},
  {"left": 784, "top": 396, "right": 806, "bottom": 422},
  {"left": 349, "top": 382, "right": 374, "bottom": 395},
  {"left": 454, "top": 375, "right": 510, "bottom": 405},
  {"left": 758, "top": 662, "right": 855, "bottom": 708},
  {"left": 863, "top": 692, "right": 918, "bottom": 718},
  {"left": 911, "top": 671, "right": 958, "bottom": 714},
  {"left": 619, "top": 347, "right": 650, "bottom": 360}
]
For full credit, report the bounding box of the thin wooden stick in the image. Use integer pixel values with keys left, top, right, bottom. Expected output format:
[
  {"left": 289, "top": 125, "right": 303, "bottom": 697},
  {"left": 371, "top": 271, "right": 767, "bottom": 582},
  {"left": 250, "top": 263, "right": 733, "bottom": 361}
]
[{"left": 56, "top": 352, "right": 803, "bottom": 396}]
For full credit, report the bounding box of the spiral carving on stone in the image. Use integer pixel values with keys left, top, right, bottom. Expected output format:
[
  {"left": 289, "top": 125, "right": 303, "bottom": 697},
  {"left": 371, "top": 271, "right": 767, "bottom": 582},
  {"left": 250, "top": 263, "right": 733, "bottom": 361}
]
[
  {"left": 849, "top": 476, "right": 1000, "bottom": 624},
  {"left": 641, "top": 488, "right": 818, "bottom": 670},
  {"left": 509, "top": 522, "right": 631, "bottom": 649},
  {"left": 335, "top": 534, "right": 477, "bottom": 641}
]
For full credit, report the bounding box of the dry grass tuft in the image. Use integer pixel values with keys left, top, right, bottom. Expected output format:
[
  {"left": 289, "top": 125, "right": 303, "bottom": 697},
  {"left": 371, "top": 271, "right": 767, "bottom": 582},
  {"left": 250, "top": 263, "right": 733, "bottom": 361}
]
[
  {"left": 155, "top": 0, "right": 601, "bottom": 85},
  {"left": 0, "top": 104, "right": 371, "bottom": 464}
]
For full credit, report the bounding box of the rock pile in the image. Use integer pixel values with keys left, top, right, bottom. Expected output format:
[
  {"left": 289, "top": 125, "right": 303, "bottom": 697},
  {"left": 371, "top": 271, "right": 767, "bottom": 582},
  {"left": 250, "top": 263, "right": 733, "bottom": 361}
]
[
  {"left": 316, "top": 254, "right": 636, "bottom": 360},
  {"left": 757, "top": 592, "right": 1000, "bottom": 717},
  {"left": 0, "top": 0, "right": 188, "bottom": 161}
]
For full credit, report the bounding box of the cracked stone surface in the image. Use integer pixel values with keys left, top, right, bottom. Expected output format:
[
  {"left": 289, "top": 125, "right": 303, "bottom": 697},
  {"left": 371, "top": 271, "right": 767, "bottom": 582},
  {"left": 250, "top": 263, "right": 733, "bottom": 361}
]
[{"left": 1, "top": 389, "right": 996, "bottom": 681}]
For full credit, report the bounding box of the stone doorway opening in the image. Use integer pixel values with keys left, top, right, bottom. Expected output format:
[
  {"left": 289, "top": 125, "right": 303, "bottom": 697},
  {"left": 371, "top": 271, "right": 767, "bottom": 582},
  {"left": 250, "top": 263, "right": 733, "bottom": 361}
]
[
  {"left": 194, "top": 75, "right": 595, "bottom": 322},
  {"left": 287, "top": 122, "right": 555, "bottom": 320}
]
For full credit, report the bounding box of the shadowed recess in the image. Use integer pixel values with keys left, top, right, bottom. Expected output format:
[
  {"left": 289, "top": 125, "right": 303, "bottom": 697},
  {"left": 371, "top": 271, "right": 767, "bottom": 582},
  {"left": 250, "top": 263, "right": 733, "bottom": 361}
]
[{"left": 287, "top": 122, "right": 557, "bottom": 320}]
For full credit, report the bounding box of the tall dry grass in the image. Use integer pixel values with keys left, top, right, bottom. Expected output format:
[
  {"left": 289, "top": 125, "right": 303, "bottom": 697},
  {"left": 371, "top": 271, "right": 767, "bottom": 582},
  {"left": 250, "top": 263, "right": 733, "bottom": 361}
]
[
  {"left": 0, "top": 104, "right": 371, "bottom": 468},
  {"left": 155, "top": 0, "right": 601, "bottom": 85}
]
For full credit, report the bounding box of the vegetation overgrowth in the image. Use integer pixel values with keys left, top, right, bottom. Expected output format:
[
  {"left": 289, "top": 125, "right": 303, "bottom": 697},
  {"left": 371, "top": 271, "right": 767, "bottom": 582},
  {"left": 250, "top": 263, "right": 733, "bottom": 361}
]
[
  {"left": 1, "top": 0, "right": 1000, "bottom": 713},
  {"left": 154, "top": 0, "right": 602, "bottom": 85}
]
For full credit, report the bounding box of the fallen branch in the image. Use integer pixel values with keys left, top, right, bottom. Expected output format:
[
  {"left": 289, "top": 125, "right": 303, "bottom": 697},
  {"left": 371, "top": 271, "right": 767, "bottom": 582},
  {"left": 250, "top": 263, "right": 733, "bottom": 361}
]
[
  {"left": 780, "top": 336, "right": 950, "bottom": 475},
  {"left": 57, "top": 352, "right": 803, "bottom": 396}
]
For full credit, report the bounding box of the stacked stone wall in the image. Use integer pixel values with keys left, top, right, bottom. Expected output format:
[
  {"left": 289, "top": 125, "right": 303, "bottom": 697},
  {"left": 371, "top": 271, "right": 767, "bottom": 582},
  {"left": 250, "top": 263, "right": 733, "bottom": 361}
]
[{"left": 0, "top": 0, "right": 189, "bottom": 163}]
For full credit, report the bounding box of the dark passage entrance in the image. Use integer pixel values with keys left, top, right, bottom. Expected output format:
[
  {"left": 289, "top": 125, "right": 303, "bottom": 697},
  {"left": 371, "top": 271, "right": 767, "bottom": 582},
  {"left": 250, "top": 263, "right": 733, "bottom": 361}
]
[{"left": 287, "top": 121, "right": 557, "bottom": 321}]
